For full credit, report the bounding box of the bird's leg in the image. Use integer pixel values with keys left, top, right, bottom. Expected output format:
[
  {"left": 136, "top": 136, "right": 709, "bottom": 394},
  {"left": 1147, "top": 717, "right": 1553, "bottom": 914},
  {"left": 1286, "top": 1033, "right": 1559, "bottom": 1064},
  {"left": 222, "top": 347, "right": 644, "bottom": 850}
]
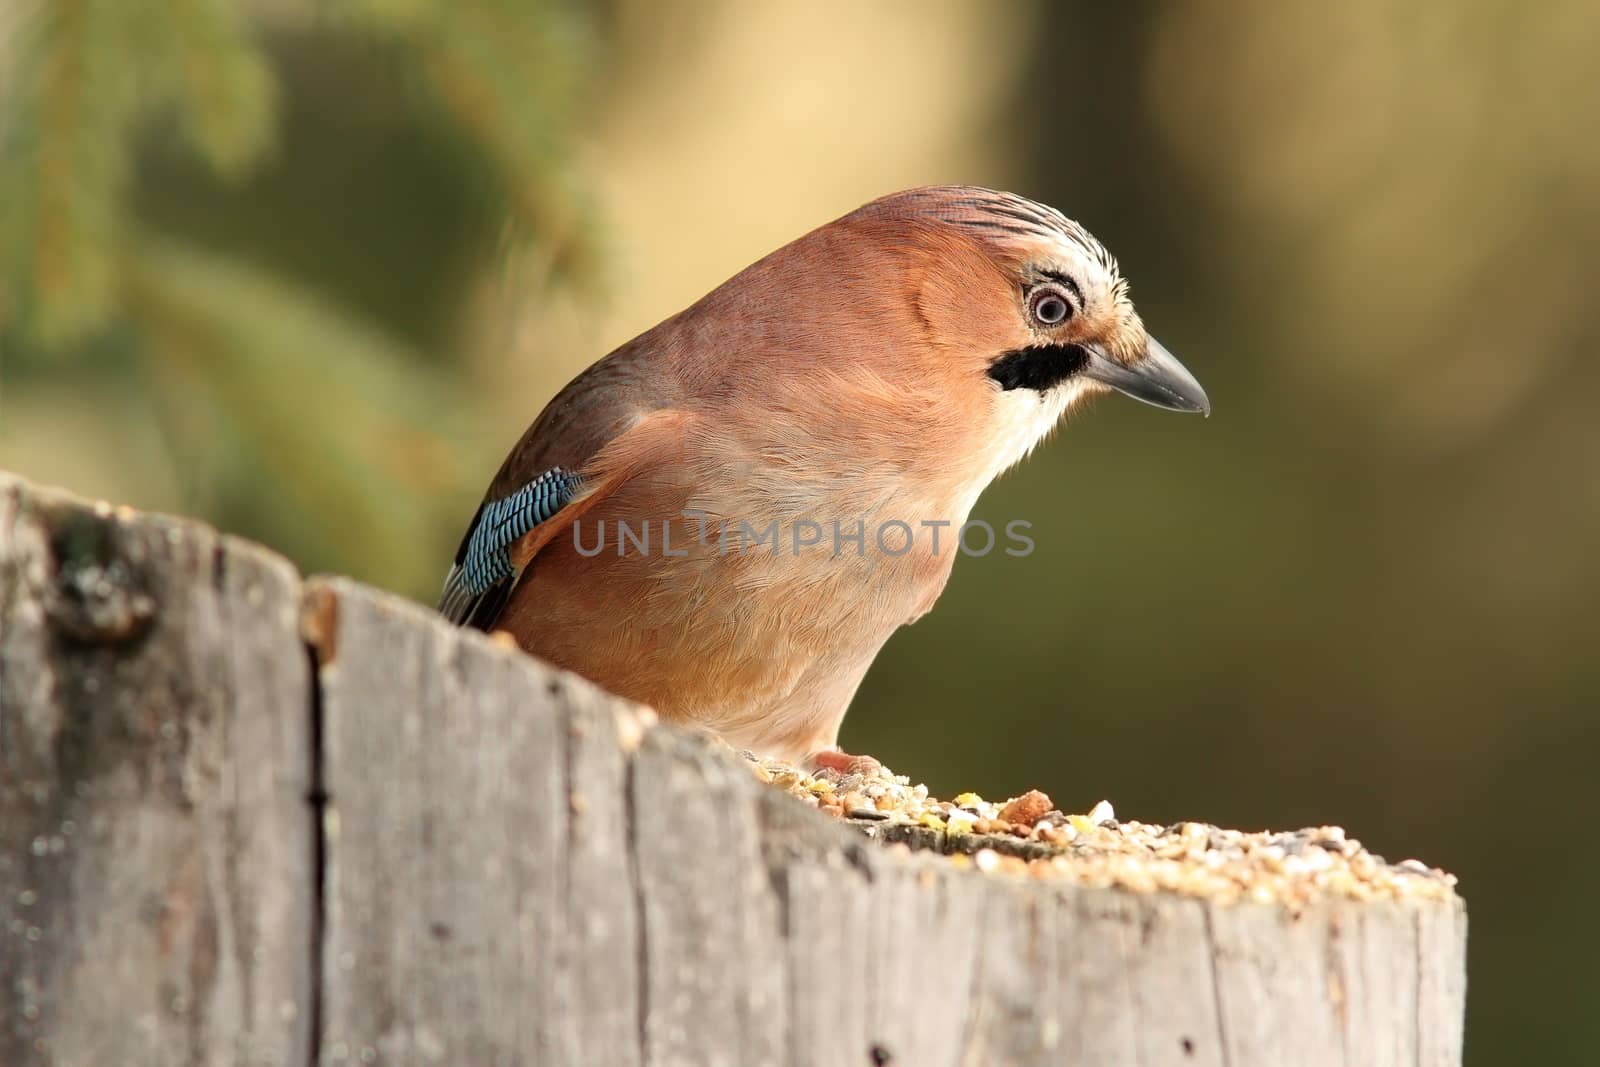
[{"left": 805, "top": 748, "right": 885, "bottom": 778}]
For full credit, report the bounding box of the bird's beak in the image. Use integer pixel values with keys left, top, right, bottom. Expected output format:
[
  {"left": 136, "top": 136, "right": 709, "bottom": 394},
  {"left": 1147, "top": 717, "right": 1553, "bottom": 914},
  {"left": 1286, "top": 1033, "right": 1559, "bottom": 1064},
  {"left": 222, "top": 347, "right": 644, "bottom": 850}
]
[{"left": 1083, "top": 336, "right": 1210, "bottom": 416}]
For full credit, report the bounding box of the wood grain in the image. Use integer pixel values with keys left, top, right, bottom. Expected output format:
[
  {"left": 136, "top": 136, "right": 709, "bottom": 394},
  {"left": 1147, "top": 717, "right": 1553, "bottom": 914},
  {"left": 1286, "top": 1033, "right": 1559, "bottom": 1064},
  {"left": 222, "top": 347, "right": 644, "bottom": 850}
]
[{"left": 0, "top": 475, "right": 313, "bottom": 1067}]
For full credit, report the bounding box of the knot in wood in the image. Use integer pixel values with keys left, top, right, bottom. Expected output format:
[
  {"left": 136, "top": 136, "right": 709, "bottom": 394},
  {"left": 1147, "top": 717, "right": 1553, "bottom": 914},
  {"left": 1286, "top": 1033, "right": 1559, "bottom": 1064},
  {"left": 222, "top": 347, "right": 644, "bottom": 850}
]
[{"left": 45, "top": 515, "right": 156, "bottom": 645}]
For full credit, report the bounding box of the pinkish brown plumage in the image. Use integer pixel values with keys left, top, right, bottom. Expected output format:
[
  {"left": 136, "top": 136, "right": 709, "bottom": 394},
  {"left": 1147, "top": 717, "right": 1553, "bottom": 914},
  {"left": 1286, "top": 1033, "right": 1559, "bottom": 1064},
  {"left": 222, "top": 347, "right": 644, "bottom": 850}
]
[{"left": 439, "top": 186, "right": 1208, "bottom": 765}]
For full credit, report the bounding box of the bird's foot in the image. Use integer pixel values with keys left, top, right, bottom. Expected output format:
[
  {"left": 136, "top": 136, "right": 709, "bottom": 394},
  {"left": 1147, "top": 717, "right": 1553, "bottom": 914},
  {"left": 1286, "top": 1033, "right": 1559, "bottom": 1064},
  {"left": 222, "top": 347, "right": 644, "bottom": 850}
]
[{"left": 805, "top": 748, "right": 885, "bottom": 779}]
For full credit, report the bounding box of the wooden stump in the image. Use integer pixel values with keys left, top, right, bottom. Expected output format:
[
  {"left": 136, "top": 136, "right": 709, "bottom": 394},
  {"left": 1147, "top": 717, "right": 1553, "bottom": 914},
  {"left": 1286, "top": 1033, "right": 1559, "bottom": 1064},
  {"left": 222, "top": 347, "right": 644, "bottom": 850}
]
[{"left": 0, "top": 472, "right": 1467, "bottom": 1067}]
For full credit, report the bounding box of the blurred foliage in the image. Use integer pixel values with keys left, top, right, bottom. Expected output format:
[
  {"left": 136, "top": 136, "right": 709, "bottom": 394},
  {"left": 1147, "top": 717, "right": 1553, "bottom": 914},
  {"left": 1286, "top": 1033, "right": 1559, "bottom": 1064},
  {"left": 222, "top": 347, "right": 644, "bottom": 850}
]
[
  {"left": 0, "top": 0, "right": 595, "bottom": 591},
  {"left": 3, "top": 2, "right": 1599, "bottom": 1064}
]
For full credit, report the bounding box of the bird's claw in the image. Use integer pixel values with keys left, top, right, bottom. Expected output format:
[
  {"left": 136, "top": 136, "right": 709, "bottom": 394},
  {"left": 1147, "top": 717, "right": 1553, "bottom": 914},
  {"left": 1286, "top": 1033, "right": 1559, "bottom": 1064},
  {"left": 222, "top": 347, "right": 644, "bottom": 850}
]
[{"left": 805, "top": 748, "right": 885, "bottom": 779}]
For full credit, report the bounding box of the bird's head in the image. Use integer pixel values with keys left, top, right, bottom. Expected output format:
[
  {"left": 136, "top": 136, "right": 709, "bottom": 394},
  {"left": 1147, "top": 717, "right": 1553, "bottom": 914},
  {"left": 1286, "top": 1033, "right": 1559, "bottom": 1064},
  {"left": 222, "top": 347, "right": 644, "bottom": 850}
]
[{"left": 835, "top": 187, "right": 1208, "bottom": 478}]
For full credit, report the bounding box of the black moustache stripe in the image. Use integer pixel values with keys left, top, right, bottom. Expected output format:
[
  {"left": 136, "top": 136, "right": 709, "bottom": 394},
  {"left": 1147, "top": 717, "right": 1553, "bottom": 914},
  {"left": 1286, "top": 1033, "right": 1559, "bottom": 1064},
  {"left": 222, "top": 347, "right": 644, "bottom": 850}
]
[{"left": 986, "top": 343, "right": 1090, "bottom": 392}]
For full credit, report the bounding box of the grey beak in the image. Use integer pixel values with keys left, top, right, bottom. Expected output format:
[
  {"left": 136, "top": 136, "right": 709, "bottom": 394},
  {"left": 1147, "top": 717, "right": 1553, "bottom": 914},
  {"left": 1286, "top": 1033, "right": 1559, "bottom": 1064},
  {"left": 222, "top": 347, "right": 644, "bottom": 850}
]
[{"left": 1083, "top": 336, "right": 1210, "bottom": 416}]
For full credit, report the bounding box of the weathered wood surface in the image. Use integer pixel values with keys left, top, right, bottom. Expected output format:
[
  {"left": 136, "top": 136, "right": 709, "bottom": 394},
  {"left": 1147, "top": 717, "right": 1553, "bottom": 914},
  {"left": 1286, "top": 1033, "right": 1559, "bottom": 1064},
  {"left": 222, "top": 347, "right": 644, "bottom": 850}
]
[
  {"left": 0, "top": 478, "right": 314, "bottom": 1066},
  {"left": 0, "top": 471, "right": 1467, "bottom": 1067}
]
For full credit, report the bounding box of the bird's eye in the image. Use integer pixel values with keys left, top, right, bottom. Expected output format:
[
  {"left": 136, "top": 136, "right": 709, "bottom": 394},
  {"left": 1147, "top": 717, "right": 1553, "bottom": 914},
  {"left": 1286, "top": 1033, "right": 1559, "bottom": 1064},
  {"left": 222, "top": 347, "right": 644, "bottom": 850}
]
[{"left": 1028, "top": 285, "right": 1074, "bottom": 327}]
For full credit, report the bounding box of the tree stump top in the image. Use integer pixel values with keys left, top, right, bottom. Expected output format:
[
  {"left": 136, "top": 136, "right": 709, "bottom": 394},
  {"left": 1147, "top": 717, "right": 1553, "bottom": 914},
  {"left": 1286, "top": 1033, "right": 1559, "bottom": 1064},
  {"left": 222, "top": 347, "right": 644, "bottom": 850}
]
[
  {"left": 0, "top": 471, "right": 1468, "bottom": 1067},
  {"left": 748, "top": 758, "right": 1458, "bottom": 909}
]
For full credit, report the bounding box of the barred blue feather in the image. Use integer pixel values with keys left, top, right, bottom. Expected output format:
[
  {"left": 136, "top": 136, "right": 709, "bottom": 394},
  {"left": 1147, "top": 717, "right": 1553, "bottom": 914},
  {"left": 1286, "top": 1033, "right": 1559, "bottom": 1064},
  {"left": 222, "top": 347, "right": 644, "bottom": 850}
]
[{"left": 437, "top": 467, "right": 582, "bottom": 628}]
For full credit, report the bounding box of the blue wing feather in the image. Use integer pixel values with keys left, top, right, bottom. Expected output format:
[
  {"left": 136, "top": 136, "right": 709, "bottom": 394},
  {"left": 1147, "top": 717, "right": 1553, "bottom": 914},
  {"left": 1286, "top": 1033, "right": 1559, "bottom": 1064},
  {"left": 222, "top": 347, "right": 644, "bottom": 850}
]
[{"left": 438, "top": 467, "right": 582, "bottom": 628}]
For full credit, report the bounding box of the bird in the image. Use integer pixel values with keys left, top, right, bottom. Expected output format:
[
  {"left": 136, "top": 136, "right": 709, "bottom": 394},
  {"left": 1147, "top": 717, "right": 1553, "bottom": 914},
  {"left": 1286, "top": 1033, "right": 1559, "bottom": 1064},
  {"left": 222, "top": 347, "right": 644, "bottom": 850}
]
[{"left": 438, "top": 186, "right": 1208, "bottom": 770}]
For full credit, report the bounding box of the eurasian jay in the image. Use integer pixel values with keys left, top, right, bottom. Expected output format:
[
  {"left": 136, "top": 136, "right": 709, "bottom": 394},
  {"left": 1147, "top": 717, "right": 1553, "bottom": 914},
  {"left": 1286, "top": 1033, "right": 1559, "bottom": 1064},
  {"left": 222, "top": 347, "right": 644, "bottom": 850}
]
[{"left": 439, "top": 186, "right": 1208, "bottom": 769}]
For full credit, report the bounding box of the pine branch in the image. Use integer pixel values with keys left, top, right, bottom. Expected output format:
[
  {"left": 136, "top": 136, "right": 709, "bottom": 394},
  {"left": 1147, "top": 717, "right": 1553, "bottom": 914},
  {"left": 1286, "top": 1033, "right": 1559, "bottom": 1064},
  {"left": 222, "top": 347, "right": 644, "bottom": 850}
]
[
  {"left": 147, "top": 0, "right": 278, "bottom": 177},
  {"left": 0, "top": 0, "right": 143, "bottom": 342},
  {"left": 344, "top": 0, "right": 600, "bottom": 282},
  {"left": 0, "top": 0, "right": 279, "bottom": 343},
  {"left": 123, "top": 236, "right": 476, "bottom": 594}
]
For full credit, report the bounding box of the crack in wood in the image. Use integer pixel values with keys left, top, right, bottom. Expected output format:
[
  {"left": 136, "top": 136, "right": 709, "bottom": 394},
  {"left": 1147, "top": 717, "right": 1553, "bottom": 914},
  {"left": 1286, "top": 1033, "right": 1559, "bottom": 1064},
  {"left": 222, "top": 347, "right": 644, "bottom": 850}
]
[
  {"left": 1203, "top": 904, "right": 1235, "bottom": 1067},
  {"left": 305, "top": 624, "right": 329, "bottom": 1067}
]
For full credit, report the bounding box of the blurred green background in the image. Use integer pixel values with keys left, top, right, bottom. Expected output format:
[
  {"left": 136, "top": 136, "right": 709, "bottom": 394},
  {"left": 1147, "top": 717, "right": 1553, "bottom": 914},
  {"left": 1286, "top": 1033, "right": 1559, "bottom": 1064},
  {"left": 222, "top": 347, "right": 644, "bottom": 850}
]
[{"left": 2, "top": 1, "right": 1596, "bottom": 1061}]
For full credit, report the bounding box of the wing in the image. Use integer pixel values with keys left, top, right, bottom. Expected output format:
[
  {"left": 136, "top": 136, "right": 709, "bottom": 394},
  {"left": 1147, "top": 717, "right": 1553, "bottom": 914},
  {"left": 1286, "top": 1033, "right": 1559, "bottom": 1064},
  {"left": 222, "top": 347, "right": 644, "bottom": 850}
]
[
  {"left": 437, "top": 467, "right": 583, "bottom": 629},
  {"left": 437, "top": 404, "right": 698, "bottom": 632}
]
